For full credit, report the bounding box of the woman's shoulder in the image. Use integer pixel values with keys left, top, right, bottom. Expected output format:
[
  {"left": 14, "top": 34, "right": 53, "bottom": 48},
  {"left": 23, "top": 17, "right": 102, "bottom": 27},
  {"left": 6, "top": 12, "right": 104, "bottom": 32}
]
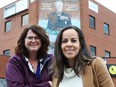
[
  {"left": 9, "top": 54, "right": 24, "bottom": 63},
  {"left": 91, "top": 56, "right": 106, "bottom": 68},
  {"left": 92, "top": 56, "right": 104, "bottom": 63}
]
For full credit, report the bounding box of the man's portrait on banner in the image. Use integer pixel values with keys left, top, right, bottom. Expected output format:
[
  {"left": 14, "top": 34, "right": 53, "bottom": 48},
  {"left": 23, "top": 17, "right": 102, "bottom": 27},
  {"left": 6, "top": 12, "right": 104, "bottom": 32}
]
[
  {"left": 38, "top": 0, "right": 80, "bottom": 54},
  {"left": 47, "top": 0, "right": 72, "bottom": 30}
]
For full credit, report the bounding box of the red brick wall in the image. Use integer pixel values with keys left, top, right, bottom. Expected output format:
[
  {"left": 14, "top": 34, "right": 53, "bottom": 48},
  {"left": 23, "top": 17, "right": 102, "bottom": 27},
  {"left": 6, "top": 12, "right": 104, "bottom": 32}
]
[
  {"left": 0, "top": 55, "right": 10, "bottom": 78},
  {"left": 0, "top": 0, "right": 115, "bottom": 57},
  {"left": 80, "top": 0, "right": 116, "bottom": 57},
  {"left": 0, "top": 1, "right": 38, "bottom": 55}
]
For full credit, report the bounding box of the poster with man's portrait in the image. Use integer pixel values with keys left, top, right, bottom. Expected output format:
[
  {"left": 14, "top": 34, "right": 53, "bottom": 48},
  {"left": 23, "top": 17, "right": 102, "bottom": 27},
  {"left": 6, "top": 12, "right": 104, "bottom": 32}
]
[{"left": 38, "top": 0, "right": 80, "bottom": 54}]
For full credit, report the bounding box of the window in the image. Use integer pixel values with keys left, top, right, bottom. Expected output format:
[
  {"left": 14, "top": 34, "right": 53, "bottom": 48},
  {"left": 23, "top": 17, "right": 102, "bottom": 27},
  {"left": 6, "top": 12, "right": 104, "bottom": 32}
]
[
  {"left": 5, "top": 21, "right": 11, "bottom": 32},
  {"left": 89, "top": 15, "right": 95, "bottom": 28},
  {"left": 105, "top": 50, "right": 110, "bottom": 57},
  {"left": 104, "top": 23, "right": 109, "bottom": 35},
  {"left": 4, "top": 0, "right": 29, "bottom": 18},
  {"left": 3, "top": 49, "right": 10, "bottom": 56},
  {"left": 90, "top": 45, "right": 96, "bottom": 56},
  {"left": 4, "top": 4, "right": 15, "bottom": 18},
  {"left": 16, "top": 0, "right": 29, "bottom": 13},
  {"left": 21, "top": 14, "right": 29, "bottom": 26},
  {"left": 0, "top": 78, "right": 6, "bottom": 87}
]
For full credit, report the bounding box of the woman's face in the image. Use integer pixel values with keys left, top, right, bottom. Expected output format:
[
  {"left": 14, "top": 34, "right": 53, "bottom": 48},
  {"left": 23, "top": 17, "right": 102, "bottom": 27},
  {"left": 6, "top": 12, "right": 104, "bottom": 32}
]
[
  {"left": 61, "top": 29, "right": 81, "bottom": 61},
  {"left": 25, "top": 30, "right": 41, "bottom": 53}
]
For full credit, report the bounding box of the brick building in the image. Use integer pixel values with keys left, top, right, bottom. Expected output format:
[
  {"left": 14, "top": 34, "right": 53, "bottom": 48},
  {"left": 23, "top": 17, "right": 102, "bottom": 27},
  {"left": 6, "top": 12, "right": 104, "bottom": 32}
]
[
  {"left": 0, "top": 55, "right": 9, "bottom": 86},
  {"left": 0, "top": 0, "right": 116, "bottom": 86}
]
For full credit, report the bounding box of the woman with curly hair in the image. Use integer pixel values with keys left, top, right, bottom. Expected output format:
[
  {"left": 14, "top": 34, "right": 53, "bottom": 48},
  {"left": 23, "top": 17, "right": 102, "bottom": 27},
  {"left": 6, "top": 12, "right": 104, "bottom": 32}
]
[{"left": 6, "top": 25, "right": 53, "bottom": 87}]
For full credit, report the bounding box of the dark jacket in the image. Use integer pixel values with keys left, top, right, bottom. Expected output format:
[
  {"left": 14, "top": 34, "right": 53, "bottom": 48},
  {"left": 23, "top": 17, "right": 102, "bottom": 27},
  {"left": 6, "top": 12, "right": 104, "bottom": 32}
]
[{"left": 6, "top": 54, "right": 53, "bottom": 87}]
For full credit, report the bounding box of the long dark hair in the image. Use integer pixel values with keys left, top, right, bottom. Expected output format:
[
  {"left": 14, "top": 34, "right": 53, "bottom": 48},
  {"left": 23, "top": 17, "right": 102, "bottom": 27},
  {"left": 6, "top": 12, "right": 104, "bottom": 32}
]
[
  {"left": 51, "top": 26, "right": 94, "bottom": 83},
  {"left": 15, "top": 25, "right": 50, "bottom": 58}
]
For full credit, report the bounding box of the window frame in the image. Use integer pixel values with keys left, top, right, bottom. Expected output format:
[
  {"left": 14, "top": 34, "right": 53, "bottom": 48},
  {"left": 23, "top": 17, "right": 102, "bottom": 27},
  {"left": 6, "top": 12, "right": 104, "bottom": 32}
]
[
  {"left": 90, "top": 45, "right": 96, "bottom": 56},
  {"left": 104, "top": 22, "right": 110, "bottom": 35},
  {"left": 21, "top": 13, "right": 29, "bottom": 26},
  {"left": 89, "top": 15, "right": 96, "bottom": 29},
  {"left": 105, "top": 50, "right": 110, "bottom": 57},
  {"left": 3, "top": 49, "right": 10, "bottom": 56},
  {"left": 5, "top": 20, "right": 12, "bottom": 32}
]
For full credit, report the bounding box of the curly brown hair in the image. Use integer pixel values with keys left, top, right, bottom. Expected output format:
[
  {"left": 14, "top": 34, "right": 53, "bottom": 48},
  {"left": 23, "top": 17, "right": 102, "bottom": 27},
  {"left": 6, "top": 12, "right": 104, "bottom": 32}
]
[{"left": 15, "top": 25, "right": 50, "bottom": 58}]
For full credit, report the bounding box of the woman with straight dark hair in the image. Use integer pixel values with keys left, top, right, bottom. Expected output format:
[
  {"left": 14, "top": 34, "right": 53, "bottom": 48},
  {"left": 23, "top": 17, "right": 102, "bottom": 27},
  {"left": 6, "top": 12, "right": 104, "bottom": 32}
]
[
  {"left": 6, "top": 25, "right": 53, "bottom": 87},
  {"left": 51, "top": 26, "right": 114, "bottom": 87}
]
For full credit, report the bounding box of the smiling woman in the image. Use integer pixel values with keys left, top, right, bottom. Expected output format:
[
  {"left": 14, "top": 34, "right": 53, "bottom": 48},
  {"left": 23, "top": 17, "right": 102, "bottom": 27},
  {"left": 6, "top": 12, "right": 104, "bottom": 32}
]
[
  {"left": 51, "top": 25, "right": 114, "bottom": 87},
  {"left": 61, "top": 29, "right": 81, "bottom": 67},
  {"left": 6, "top": 25, "right": 53, "bottom": 87}
]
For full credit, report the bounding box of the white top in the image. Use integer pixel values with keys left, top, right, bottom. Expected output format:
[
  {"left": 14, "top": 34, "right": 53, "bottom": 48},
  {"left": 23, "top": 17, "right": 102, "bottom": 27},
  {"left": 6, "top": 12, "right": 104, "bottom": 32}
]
[
  {"left": 25, "top": 57, "right": 34, "bottom": 73},
  {"left": 59, "top": 68, "right": 83, "bottom": 87},
  {"left": 25, "top": 57, "right": 44, "bottom": 73}
]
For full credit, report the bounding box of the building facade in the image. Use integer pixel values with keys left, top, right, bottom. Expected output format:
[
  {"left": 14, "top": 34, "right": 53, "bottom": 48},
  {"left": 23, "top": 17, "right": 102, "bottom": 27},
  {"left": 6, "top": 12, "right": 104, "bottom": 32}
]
[{"left": 0, "top": 0, "right": 116, "bottom": 86}]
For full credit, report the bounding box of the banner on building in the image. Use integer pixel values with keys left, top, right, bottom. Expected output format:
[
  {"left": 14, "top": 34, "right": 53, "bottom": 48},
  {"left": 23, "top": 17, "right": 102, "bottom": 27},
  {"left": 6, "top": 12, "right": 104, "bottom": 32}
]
[{"left": 38, "top": 0, "right": 80, "bottom": 54}]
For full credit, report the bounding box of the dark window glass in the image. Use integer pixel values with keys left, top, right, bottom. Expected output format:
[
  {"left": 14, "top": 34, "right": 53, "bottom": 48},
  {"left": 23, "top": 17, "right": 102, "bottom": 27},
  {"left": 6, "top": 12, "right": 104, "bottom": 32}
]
[
  {"left": 90, "top": 45, "right": 96, "bottom": 56},
  {"left": 89, "top": 15, "right": 95, "bottom": 28},
  {"left": 21, "top": 14, "right": 29, "bottom": 26},
  {"left": 5, "top": 21, "right": 11, "bottom": 32},
  {"left": 3, "top": 49, "right": 10, "bottom": 56},
  {"left": 105, "top": 50, "right": 110, "bottom": 57},
  {"left": 104, "top": 23, "right": 109, "bottom": 35}
]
